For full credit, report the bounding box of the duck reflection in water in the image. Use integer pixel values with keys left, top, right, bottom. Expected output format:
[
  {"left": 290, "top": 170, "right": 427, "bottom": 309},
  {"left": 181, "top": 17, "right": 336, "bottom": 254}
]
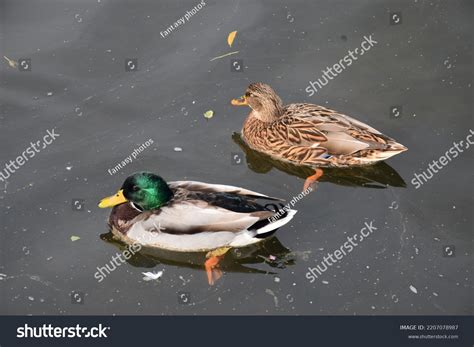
[{"left": 100, "top": 232, "right": 298, "bottom": 278}]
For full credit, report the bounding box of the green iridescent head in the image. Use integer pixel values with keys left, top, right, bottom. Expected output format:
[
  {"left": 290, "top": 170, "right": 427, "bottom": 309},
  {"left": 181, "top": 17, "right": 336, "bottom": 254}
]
[{"left": 98, "top": 172, "right": 173, "bottom": 210}]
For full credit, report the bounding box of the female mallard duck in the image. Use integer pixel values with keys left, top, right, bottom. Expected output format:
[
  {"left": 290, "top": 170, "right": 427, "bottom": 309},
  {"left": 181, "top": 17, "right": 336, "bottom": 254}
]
[
  {"left": 98, "top": 172, "right": 296, "bottom": 285},
  {"left": 231, "top": 83, "right": 407, "bottom": 190}
]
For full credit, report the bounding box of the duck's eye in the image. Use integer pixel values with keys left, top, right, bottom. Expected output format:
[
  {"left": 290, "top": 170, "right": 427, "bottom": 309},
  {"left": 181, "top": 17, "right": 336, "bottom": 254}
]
[
  {"left": 245, "top": 92, "right": 253, "bottom": 97},
  {"left": 132, "top": 185, "right": 139, "bottom": 192}
]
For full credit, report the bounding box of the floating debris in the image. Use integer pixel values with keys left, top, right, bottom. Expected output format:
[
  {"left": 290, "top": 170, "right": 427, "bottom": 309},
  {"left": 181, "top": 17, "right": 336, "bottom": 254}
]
[
  {"left": 173, "top": 147, "right": 183, "bottom": 152},
  {"left": 70, "top": 235, "right": 81, "bottom": 242},
  {"left": 258, "top": 254, "right": 292, "bottom": 269},
  {"left": 203, "top": 110, "right": 214, "bottom": 119},
  {"left": 210, "top": 31, "right": 239, "bottom": 60},
  {"left": 178, "top": 275, "right": 190, "bottom": 285},
  {"left": 409, "top": 285, "right": 418, "bottom": 294},
  {"left": 209, "top": 51, "right": 239, "bottom": 62},
  {"left": 227, "top": 31, "right": 237, "bottom": 47},
  {"left": 265, "top": 289, "right": 279, "bottom": 307},
  {"left": 142, "top": 271, "right": 163, "bottom": 281},
  {"left": 3, "top": 56, "right": 17, "bottom": 68}
]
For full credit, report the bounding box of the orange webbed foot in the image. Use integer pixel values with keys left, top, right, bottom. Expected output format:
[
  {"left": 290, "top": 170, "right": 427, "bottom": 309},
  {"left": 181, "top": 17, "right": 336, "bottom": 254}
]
[
  {"left": 204, "top": 247, "right": 230, "bottom": 286},
  {"left": 303, "top": 168, "right": 324, "bottom": 192},
  {"left": 205, "top": 256, "right": 223, "bottom": 285}
]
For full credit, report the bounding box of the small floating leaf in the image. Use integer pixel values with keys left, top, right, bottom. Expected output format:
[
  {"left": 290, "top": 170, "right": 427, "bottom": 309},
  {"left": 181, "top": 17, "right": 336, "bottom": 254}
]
[
  {"left": 203, "top": 110, "right": 214, "bottom": 119},
  {"left": 227, "top": 31, "right": 237, "bottom": 47},
  {"left": 70, "top": 235, "right": 81, "bottom": 242}
]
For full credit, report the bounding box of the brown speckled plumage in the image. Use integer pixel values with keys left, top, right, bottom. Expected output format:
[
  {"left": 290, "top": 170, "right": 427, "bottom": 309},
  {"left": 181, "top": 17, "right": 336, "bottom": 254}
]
[{"left": 239, "top": 83, "right": 407, "bottom": 167}]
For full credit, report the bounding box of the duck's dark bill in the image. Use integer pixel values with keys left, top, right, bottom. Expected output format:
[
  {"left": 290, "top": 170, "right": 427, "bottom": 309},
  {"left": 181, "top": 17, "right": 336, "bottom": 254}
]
[
  {"left": 98, "top": 189, "right": 128, "bottom": 208},
  {"left": 231, "top": 96, "right": 247, "bottom": 106}
]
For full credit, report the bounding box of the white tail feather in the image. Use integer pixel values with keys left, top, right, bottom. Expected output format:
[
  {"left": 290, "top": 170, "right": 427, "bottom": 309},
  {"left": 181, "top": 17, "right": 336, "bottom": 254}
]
[{"left": 256, "top": 209, "right": 298, "bottom": 235}]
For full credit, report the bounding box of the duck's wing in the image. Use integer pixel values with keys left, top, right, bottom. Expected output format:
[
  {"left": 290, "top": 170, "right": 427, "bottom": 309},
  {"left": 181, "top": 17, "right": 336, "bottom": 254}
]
[
  {"left": 270, "top": 103, "right": 404, "bottom": 164},
  {"left": 168, "top": 181, "right": 283, "bottom": 201},
  {"left": 264, "top": 106, "right": 328, "bottom": 165},
  {"left": 286, "top": 103, "right": 383, "bottom": 135},
  {"left": 135, "top": 201, "right": 272, "bottom": 235}
]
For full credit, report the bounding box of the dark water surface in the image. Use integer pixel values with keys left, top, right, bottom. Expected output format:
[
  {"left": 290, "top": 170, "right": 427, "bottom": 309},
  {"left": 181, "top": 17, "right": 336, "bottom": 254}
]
[{"left": 0, "top": 0, "right": 472, "bottom": 315}]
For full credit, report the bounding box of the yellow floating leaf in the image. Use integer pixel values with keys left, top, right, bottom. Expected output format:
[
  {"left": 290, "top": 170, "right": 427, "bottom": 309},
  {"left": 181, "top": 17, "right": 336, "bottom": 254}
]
[
  {"left": 203, "top": 110, "right": 214, "bottom": 119},
  {"left": 70, "top": 235, "right": 81, "bottom": 242},
  {"left": 3, "top": 56, "right": 17, "bottom": 68},
  {"left": 227, "top": 31, "right": 237, "bottom": 47}
]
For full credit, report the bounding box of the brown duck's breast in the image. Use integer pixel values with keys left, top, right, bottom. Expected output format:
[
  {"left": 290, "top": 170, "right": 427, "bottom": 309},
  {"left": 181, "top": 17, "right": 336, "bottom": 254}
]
[
  {"left": 108, "top": 203, "right": 143, "bottom": 234},
  {"left": 242, "top": 116, "right": 271, "bottom": 148}
]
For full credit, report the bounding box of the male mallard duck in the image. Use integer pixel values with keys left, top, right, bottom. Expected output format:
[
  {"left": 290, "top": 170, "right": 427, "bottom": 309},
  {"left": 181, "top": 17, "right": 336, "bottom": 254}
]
[
  {"left": 231, "top": 83, "right": 407, "bottom": 190},
  {"left": 98, "top": 172, "right": 296, "bottom": 285}
]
